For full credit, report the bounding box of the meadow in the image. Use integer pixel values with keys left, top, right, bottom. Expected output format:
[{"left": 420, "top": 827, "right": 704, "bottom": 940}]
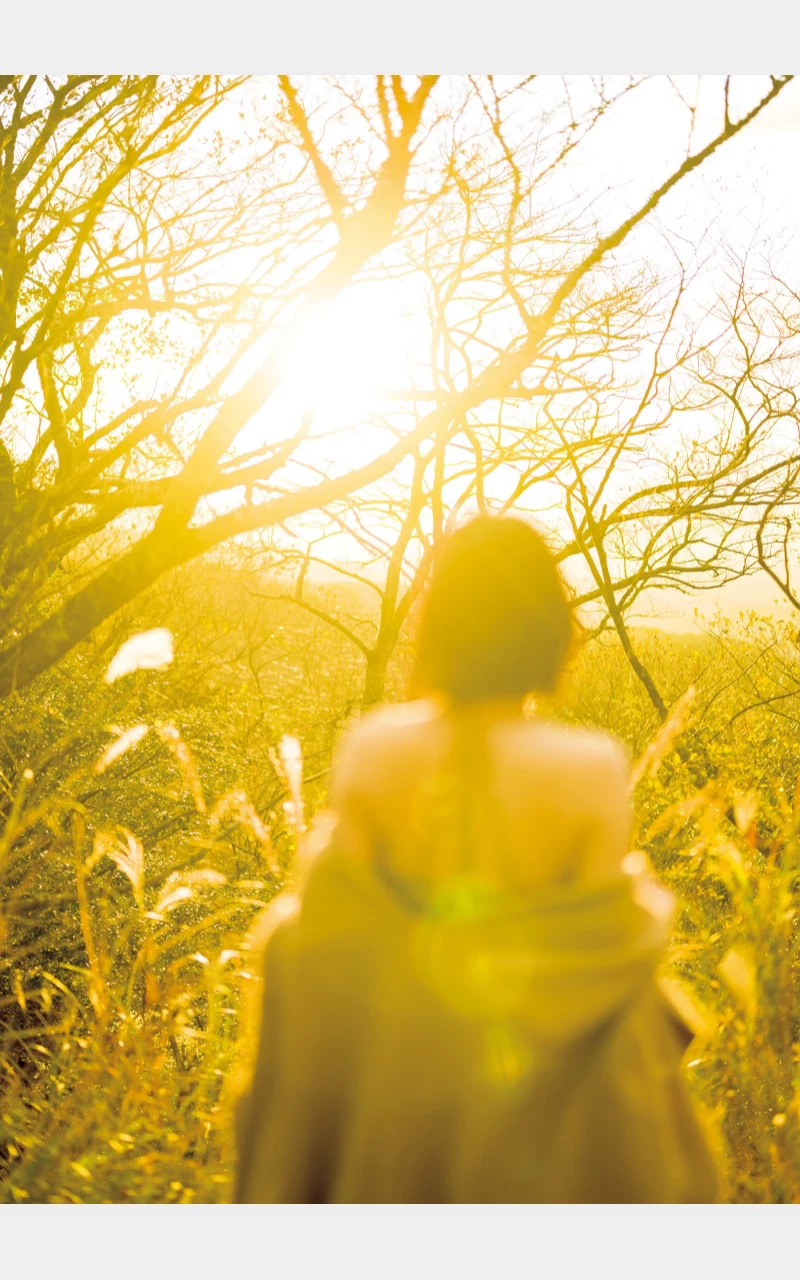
[
  {"left": 3, "top": 72, "right": 800, "bottom": 1206},
  {"left": 2, "top": 557, "right": 800, "bottom": 1203}
]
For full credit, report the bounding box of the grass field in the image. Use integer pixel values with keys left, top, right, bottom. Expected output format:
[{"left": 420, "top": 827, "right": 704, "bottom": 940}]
[{"left": 3, "top": 563, "right": 800, "bottom": 1203}]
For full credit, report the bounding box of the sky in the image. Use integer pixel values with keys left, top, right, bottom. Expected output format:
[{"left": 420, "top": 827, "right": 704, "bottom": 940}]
[
  {"left": 264, "top": 76, "right": 800, "bottom": 634},
  {"left": 30, "top": 74, "right": 794, "bottom": 636},
  {"left": 571, "top": 76, "right": 800, "bottom": 630}
]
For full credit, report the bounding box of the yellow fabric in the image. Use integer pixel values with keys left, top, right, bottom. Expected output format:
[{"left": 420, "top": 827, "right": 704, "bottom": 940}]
[{"left": 234, "top": 848, "right": 719, "bottom": 1203}]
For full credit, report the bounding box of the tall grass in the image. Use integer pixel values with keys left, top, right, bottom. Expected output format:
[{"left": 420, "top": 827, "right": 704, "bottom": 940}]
[
  {"left": 5, "top": 599, "right": 800, "bottom": 1201},
  {"left": 637, "top": 760, "right": 800, "bottom": 1202},
  {"left": 0, "top": 626, "right": 303, "bottom": 1203}
]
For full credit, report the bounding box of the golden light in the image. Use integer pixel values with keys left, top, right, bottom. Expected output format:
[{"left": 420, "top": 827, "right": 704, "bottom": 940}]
[{"left": 276, "top": 280, "right": 421, "bottom": 440}]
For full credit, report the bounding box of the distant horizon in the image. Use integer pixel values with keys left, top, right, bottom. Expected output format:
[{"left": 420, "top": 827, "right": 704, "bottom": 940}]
[{"left": 300, "top": 554, "right": 797, "bottom": 635}]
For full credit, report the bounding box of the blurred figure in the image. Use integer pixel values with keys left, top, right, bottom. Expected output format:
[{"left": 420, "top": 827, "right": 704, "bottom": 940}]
[{"left": 235, "top": 516, "right": 718, "bottom": 1203}]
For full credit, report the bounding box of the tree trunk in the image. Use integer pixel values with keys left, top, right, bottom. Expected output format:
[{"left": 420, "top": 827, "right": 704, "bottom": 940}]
[{"left": 362, "top": 648, "right": 391, "bottom": 708}]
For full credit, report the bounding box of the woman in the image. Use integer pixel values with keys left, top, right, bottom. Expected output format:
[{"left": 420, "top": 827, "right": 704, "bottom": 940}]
[{"left": 235, "top": 516, "right": 718, "bottom": 1203}]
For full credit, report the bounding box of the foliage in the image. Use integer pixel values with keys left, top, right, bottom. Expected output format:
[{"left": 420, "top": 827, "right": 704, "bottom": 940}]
[
  {"left": 3, "top": 72, "right": 800, "bottom": 1204},
  {"left": 3, "top": 568, "right": 800, "bottom": 1200}
]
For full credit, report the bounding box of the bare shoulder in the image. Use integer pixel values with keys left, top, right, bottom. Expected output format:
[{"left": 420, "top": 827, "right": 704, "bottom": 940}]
[
  {"left": 332, "top": 699, "right": 442, "bottom": 784},
  {"left": 504, "top": 720, "right": 632, "bottom": 877},
  {"left": 511, "top": 718, "right": 630, "bottom": 787},
  {"left": 354, "top": 698, "right": 442, "bottom": 733}
]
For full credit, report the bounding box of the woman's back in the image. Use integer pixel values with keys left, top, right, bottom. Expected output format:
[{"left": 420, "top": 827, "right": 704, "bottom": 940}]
[
  {"left": 331, "top": 697, "right": 631, "bottom": 890},
  {"left": 235, "top": 517, "right": 717, "bottom": 1203},
  {"left": 235, "top": 762, "right": 717, "bottom": 1203}
]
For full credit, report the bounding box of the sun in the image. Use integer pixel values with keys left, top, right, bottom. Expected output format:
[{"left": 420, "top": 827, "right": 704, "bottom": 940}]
[
  {"left": 216, "top": 274, "right": 428, "bottom": 544},
  {"left": 275, "top": 278, "right": 423, "bottom": 445},
  {"left": 225, "top": 274, "right": 429, "bottom": 553}
]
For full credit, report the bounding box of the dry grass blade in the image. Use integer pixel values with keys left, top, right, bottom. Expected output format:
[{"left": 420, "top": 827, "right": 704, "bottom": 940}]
[
  {"left": 95, "top": 827, "right": 145, "bottom": 908},
  {"left": 152, "top": 867, "right": 227, "bottom": 918},
  {"left": 718, "top": 946, "right": 757, "bottom": 1016},
  {"left": 270, "top": 735, "right": 305, "bottom": 838},
  {"left": 104, "top": 629, "right": 174, "bottom": 683},
  {"left": 210, "top": 790, "right": 279, "bottom": 876},
  {"left": 95, "top": 724, "right": 149, "bottom": 774},
  {"left": 156, "top": 722, "right": 206, "bottom": 813},
  {"left": 629, "top": 685, "right": 697, "bottom": 790}
]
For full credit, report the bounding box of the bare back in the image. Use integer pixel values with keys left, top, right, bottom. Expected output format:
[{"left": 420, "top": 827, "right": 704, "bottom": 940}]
[{"left": 330, "top": 698, "right": 631, "bottom": 889}]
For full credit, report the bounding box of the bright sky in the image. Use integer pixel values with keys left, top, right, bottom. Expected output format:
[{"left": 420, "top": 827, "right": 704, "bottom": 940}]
[
  {"left": 579, "top": 76, "right": 800, "bottom": 630},
  {"left": 65, "top": 76, "right": 798, "bottom": 634},
  {"left": 251, "top": 77, "right": 800, "bottom": 632}
]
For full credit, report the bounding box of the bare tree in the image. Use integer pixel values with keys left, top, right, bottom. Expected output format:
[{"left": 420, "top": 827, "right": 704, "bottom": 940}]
[
  {"left": 257, "top": 78, "right": 800, "bottom": 716},
  {"left": 0, "top": 73, "right": 789, "bottom": 700}
]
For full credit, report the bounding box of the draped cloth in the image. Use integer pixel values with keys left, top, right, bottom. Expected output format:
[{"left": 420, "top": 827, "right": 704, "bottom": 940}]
[{"left": 234, "top": 847, "right": 718, "bottom": 1203}]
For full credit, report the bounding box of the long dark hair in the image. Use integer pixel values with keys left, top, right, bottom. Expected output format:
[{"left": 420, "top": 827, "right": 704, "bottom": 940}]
[{"left": 411, "top": 516, "right": 573, "bottom": 704}]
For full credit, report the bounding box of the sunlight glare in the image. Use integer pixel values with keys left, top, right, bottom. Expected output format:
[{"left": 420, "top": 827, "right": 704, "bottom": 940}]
[{"left": 277, "top": 283, "right": 418, "bottom": 433}]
